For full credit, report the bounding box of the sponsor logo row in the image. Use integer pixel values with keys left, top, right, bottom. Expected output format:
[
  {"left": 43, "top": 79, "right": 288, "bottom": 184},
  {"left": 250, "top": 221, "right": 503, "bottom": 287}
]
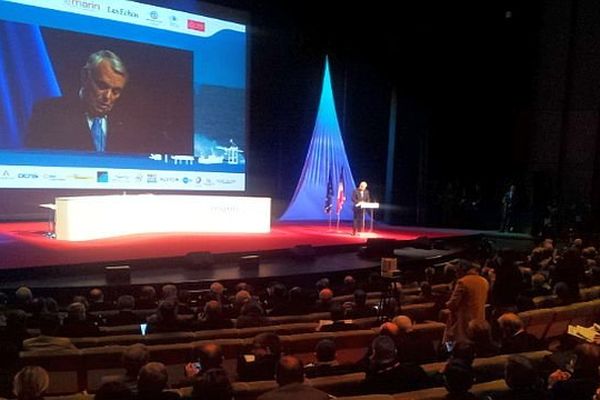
[
  {"left": 63, "top": 0, "right": 205, "bottom": 32},
  {"left": 0, "top": 170, "right": 239, "bottom": 187}
]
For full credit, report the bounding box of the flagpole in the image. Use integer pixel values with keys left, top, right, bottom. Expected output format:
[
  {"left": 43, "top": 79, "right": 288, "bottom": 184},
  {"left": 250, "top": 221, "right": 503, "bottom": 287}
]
[{"left": 336, "top": 213, "right": 340, "bottom": 231}]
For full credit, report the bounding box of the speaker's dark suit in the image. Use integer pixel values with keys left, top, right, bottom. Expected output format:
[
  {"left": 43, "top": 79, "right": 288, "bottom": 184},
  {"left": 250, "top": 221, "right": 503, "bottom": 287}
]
[
  {"left": 26, "top": 96, "right": 188, "bottom": 154},
  {"left": 351, "top": 188, "right": 371, "bottom": 233}
]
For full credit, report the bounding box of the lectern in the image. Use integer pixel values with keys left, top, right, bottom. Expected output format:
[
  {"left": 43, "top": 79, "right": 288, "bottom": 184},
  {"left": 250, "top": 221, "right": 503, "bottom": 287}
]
[{"left": 357, "top": 201, "right": 380, "bottom": 233}]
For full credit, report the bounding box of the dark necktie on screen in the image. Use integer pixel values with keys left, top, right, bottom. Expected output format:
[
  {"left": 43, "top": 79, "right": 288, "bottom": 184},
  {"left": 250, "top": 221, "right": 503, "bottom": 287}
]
[{"left": 91, "top": 117, "right": 105, "bottom": 152}]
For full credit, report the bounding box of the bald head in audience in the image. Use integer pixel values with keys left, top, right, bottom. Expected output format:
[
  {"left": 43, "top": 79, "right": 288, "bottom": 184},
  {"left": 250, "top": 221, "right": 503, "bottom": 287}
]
[
  {"left": 276, "top": 356, "right": 304, "bottom": 386},
  {"left": 497, "top": 312, "right": 524, "bottom": 336},
  {"left": 392, "top": 315, "right": 414, "bottom": 333},
  {"left": 137, "top": 362, "right": 169, "bottom": 395},
  {"left": 161, "top": 284, "right": 177, "bottom": 300},
  {"left": 122, "top": 344, "right": 149, "bottom": 378},
  {"left": 196, "top": 342, "right": 224, "bottom": 370},
  {"left": 379, "top": 321, "right": 399, "bottom": 337},
  {"left": 210, "top": 282, "right": 224, "bottom": 296},
  {"left": 319, "top": 288, "right": 333, "bottom": 302}
]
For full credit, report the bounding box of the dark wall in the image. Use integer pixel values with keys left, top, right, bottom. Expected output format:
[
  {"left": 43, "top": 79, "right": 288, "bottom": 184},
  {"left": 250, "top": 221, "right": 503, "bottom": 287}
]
[{"left": 242, "top": 1, "right": 543, "bottom": 225}]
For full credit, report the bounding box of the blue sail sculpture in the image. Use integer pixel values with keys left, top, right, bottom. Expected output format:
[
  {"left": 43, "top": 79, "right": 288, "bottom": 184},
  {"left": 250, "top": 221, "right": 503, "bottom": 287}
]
[{"left": 280, "top": 57, "right": 356, "bottom": 221}]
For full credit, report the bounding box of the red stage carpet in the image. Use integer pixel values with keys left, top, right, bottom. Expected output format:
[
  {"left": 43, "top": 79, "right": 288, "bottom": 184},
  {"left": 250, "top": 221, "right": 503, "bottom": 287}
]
[{"left": 0, "top": 221, "right": 475, "bottom": 270}]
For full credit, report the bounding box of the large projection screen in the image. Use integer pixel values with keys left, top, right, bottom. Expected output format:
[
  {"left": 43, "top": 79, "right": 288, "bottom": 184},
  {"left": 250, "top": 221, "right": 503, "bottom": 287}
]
[{"left": 0, "top": 0, "right": 247, "bottom": 206}]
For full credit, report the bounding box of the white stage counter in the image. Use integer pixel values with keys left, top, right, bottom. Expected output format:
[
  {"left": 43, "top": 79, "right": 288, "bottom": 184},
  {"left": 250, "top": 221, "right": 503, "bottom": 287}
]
[{"left": 54, "top": 194, "right": 271, "bottom": 241}]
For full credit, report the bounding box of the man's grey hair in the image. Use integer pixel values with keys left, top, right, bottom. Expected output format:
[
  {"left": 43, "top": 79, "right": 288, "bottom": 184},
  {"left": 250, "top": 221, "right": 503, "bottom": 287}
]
[{"left": 83, "top": 50, "right": 128, "bottom": 79}]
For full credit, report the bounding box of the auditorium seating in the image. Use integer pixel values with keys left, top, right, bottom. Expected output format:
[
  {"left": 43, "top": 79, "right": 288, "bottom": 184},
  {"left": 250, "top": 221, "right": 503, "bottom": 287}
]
[
  {"left": 519, "top": 298, "right": 600, "bottom": 341},
  {"left": 22, "top": 321, "right": 446, "bottom": 394},
  {"left": 172, "top": 350, "right": 548, "bottom": 400},
  {"left": 19, "top": 282, "right": 600, "bottom": 396},
  {"left": 392, "top": 379, "right": 509, "bottom": 400}
]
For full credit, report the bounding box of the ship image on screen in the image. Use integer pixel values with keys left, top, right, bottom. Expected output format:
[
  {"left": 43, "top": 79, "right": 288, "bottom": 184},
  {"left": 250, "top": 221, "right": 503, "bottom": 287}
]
[{"left": 0, "top": 0, "right": 247, "bottom": 191}]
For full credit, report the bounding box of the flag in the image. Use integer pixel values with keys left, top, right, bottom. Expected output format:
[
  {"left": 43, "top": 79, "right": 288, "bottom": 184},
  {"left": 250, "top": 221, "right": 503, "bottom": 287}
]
[
  {"left": 336, "top": 168, "right": 345, "bottom": 215},
  {"left": 324, "top": 166, "right": 334, "bottom": 214}
]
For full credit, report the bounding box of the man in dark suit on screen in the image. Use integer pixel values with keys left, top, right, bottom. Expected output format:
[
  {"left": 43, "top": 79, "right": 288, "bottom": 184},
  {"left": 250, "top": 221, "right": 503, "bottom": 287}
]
[
  {"left": 26, "top": 50, "right": 145, "bottom": 153},
  {"left": 351, "top": 181, "right": 371, "bottom": 235}
]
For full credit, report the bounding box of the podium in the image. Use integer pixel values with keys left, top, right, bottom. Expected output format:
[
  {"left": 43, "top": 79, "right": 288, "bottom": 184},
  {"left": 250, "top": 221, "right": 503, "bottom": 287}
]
[{"left": 357, "top": 201, "right": 379, "bottom": 233}]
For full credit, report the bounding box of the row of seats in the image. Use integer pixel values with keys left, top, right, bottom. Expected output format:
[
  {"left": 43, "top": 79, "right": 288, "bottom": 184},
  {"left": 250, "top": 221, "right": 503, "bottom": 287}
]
[
  {"left": 25, "top": 292, "right": 598, "bottom": 394},
  {"left": 68, "top": 302, "right": 437, "bottom": 347},
  {"left": 531, "top": 285, "right": 600, "bottom": 308},
  {"left": 21, "top": 322, "right": 447, "bottom": 394},
  {"left": 40, "top": 350, "right": 549, "bottom": 400},
  {"left": 519, "top": 298, "right": 600, "bottom": 340},
  {"left": 73, "top": 287, "right": 600, "bottom": 349}
]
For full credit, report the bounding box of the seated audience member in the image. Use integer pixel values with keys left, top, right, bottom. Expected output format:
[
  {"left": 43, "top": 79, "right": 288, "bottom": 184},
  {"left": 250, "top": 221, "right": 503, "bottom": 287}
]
[
  {"left": 102, "top": 343, "right": 149, "bottom": 393},
  {"left": 0, "top": 340, "right": 20, "bottom": 398},
  {"left": 314, "top": 288, "right": 335, "bottom": 312},
  {"left": 161, "top": 284, "right": 178, "bottom": 301},
  {"left": 392, "top": 315, "right": 430, "bottom": 363},
  {"left": 236, "top": 301, "right": 268, "bottom": 329},
  {"left": 88, "top": 287, "right": 112, "bottom": 312},
  {"left": 317, "top": 303, "right": 358, "bottom": 332},
  {"left": 58, "top": 302, "right": 100, "bottom": 337},
  {"left": 548, "top": 343, "right": 600, "bottom": 400},
  {"left": 450, "top": 342, "right": 476, "bottom": 366},
  {"left": 237, "top": 333, "right": 281, "bottom": 382},
  {"left": 136, "top": 286, "right": 158, "bottom": 310},
  {"left": 527, "top": 273, "right": 552, "bottom": 297},
  {"left": 341, "top": 275, "right": 356, "bottom": 295},
  {"left": 137, "top": 362, "right": 179, "bottom": 400},
  {"left": 345, "top": 289, "right": 377, "bottom": 319},
  {"left": 190, "top": 368, "right": 232, "bottom": 400},
  {"left": 490, "top": 249, "right": 524, "bottom": 311},
  {"left": 552, "top": 282, "right": 574, "bottom": 306},
  {"left": 265, "top": 283, "right": 289, "bottom": 316},
  {"left": 305, "top": 339, "right": 349, "bottom": 378},
  {"left": 315, "top": 278, "right": 330, "bottom": 292},
  {"left": 206, "top": 282, "right": 228, "bottom": 306},
  {"left": 146, "top": 299, "right": 189, "bottom": 334},
  {"left": 231, "top": 290, "right": 252, "bottom": 318},
  {"left": 184, "top": 342, "right": 224, "bottom": 381},
  {"left": 13, "top": 366, "right": 49, "bottom": 400},
  {"left": 442, "top": 359, "right": 477, "bottom": 400},
  {"left": 258, "top": 356, "right": 330, "bottom": 400},
  {"left": 466, "top": 319, "right": 499, "bottom": 358},
  {"left": 286, "top": 287, "right": 312, "bottom": 315},
  {"left": 14, "top": 287, "right": 34, "bottom": 313},
  {"left": 361, "top": 335, "right": 428, "bottom": 394},
  {"left": 194, "top": 300, "right": 233, "bottom": 331},
  {"left": 497, "top": 313, "right": 541, "bottom": 354},
  {"left": 367, "top": 272, "right": 385, "bottom": 292},
  {"left": 176, "top": 290, "right": 195, "bottom": 315},
  {"left": 2, "top": 309, "right": 29, "bottom": 350},
  {"left": 235, "top": 282, "right": 252, "bottom": 294},
  {"left": 484, "top": 354, "right": 548, "bottom": 400},
  {"left": 23, "top": 313, "right": 76, "bottom": 351},
  {"left": 552, "top": 248, "right": 584, "bottom": 302},
  {"left": 106, "top": 295, "right": 143, "bottom": 326},
  {"left": 352, "top": 320, "right": 400, "bottom": 368},
  {"left": 417, "top": 281, "right": 447, "bottom": 311},
  {"left": 95, "top": 381, "right": 135, "bottom": 400}
]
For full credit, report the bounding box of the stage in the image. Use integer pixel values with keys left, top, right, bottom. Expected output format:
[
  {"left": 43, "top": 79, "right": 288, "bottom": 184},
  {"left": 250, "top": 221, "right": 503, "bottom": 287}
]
[{"left": 0, "top": 221, "right": 532, "bottom": 292}]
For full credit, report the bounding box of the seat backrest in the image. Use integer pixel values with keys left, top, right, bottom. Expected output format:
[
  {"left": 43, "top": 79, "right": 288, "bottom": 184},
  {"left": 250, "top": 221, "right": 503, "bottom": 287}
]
[{"left": 518, "top": 308, "right": 554, "bottom": 340}]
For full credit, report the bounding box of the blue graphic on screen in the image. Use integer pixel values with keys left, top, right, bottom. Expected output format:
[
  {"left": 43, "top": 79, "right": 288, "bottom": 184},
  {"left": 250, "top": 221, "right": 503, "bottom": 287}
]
[
  {"left": 280, "top": 57, "right": 356, "bottom": 221},
  {"left": 0, "top": 0, "right": 247, "bottom": 191},
  {"left": 0, "top": 22, "right": 61, "bottom": 148}
]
